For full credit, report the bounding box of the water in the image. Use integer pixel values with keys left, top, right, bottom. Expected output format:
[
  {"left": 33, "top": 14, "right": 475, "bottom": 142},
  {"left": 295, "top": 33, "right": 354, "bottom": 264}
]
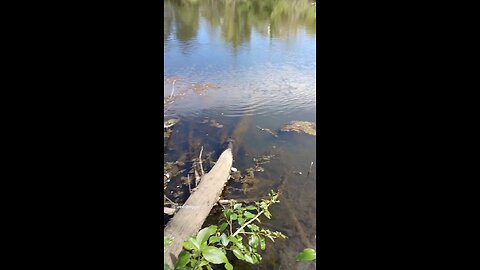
[{"left": 164, "top": 0, "right": 316, "bottom": 268}]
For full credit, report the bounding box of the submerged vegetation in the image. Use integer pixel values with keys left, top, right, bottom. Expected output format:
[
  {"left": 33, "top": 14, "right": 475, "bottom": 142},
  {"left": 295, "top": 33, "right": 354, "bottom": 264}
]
[{"left": 280, "top": 121, "right": 316, "bottom": 136}]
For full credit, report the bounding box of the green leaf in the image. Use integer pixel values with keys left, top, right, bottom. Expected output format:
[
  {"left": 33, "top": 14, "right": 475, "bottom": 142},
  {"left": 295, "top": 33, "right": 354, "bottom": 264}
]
[
  {"left": 229, "top": 236, "right": 244, "bottom": 249},
  {"left": 244, "top": 211, "right": 255, "bottom": 219},
  {"left": 235, "top": 241, "right": 245, "bottom": 249},
  {"left": 206, "top": 265, "right": 213, "bottom": 270},
  {"left": 231, "top": 247, "right": 245, "bottom": 260},
  {"left": 224, "top": 209, "right": 233, "bottom": 220},
  {"left": 259, "top": 236, "right": 266, "bottom": 250},
  {"left": 209, "top": 236, "right": 221, "bottom": 245},
  {"left": 246, "top": 205, "right": 256, "bottom": 210},
  {"left": 200, "top": 242, "right": 209, "bottom": 251},
  {"left": 266, "top": 234, "right": 275, "bottom": 242},
  {"left": 202, "top": 246, "right": 228, "bottom": 264},
  {"left": 218, "top": 223, "right": 228, "bottom": 232},
  {"left": 247, "top": 224, "right": 259, "bottom": 232},
  {"left": 233, "top": 203, "right": 242, "bottom": 210},
  {"left": 252, "top": 253, "right": 259, "bottom": 264},
  {"left": 248, "top": 235, "right": 259, "bottom": 250},
  {"left": 193, "top": 249, "right": 201, "bottom": 257},
  {"left": 227, "top": 235, "right": 239, "bottom": 244},
  {"left": 189, "top": 258, "right": 197, "bottom": 268},
  {"left": 197, "top": 225, "right": 217, "bottom": 245},
  {"left": 224, "top": 262, "right": 233, "bottom": 270},
  {"left": 207, "top": 225, "right": 218, "bottom": 237},
  {"left": 199, "top": 260, "right": 209, "bottom": 266},
  {"left": 230, "top": 213, "right": 238, "bottom": 220},
  {"left": 188, "top": 237, "right": 201, "bottom": 250},
  {"left": 263, "top": 209, "right": 272, "bottom": 219},
  {"left": 295, "top": 248, "right": 316, "bottom": 261},
  {"left": 254, "top": 252, "right": 262, "bottom": 262},
  {"left": 175, "top": 251, "right": 191, "bottom": 268},
  {"left": 244, "top": 253, "right": 255, "bottom": 264},
  {"left": 260, "top": 202, "right": 267, "bottom": 209},
  {"left": 220, "top": 233, "right": 229, "bottom": 247},
  {"left": 238, "top": 217, "right": 245, "bottom": 226},
  {"left": 182, "top": 240, "right": 196, "bottom": 251}
]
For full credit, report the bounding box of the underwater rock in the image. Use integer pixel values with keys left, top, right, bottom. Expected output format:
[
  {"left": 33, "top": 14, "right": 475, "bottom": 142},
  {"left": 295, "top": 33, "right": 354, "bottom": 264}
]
[{"left": 280, "top": 121, "right": 316, "bottom": 136}]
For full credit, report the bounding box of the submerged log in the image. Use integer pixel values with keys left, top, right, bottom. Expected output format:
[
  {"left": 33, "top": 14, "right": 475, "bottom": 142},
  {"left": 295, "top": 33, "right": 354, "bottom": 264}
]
[{"left": 164, "top": 141, "right": 234, "bottom": 268}]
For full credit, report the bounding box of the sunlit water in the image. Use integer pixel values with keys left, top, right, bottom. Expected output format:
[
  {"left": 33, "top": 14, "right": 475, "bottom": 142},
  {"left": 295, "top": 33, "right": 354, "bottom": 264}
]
[{"left": 164, "top": 0, "right": 316, "bottom": 269}]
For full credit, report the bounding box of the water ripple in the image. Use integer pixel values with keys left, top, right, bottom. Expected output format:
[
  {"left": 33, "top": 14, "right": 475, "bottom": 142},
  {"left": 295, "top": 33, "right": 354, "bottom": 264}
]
[{"left": 164, "top": 64, "right": 315, "bottom": 118}]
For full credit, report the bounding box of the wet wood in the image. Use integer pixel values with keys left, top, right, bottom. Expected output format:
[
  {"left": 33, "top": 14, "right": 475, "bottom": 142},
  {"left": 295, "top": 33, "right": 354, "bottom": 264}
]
[
  {"left": 164, "top": 207, "right": 176, "bottom": 215},
  {"left": 164, "top": 145, "right": 233, "bottom": 268}
]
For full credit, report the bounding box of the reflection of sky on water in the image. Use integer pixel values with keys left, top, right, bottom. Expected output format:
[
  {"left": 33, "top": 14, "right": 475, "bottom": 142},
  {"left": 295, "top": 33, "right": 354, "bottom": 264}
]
[
  {"left": 165, "top": 17, "right": 316, "bottom": 118},
  {"left": 164, "top": 64, "right": 315, "bottom": 118},
  {"left": 165, "top": 19, "right": 315, "bottom": 75}
]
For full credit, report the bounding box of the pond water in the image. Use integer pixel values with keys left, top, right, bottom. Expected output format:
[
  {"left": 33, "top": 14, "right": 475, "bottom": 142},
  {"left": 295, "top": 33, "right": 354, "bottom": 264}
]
[{"left": 164, "top": 0, "right": 316, "bottom": 269}]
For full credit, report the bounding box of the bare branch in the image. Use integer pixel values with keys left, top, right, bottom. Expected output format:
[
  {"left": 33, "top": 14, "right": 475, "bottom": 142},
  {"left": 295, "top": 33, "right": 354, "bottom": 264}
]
[
  {"left": 164, "top": 194, "right": 178, "bottom": 206},
  {"left": 232, "top": 210, "right": 265, "bottom": 237},
  {"left": 199, "top": 146, "right": 205, "bottom": 176}
]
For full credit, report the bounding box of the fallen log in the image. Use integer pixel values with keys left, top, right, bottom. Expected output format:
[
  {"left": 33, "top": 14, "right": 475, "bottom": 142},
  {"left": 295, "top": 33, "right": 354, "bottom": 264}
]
[
  {"left": 164, "top": 207, "right": 176, "bottom": 215},
  {"left": 164, "top": 141, "right": 234, "bottom": 268}
]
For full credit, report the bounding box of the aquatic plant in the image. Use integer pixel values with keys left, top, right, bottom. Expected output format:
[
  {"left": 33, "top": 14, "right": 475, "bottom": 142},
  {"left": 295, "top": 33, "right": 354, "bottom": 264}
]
[{"left": 280, "top": 121, "right": 316, "bottom": 136}]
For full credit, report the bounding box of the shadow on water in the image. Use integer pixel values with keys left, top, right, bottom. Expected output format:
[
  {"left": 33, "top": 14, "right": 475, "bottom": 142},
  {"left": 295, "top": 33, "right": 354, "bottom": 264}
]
[{"left": 164, "top": 0, "right": 316, "bottom": 269}]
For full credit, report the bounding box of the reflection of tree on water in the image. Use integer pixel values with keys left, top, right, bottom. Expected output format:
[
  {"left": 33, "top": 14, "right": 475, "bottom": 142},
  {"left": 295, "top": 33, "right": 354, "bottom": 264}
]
[
  {"left": 164, "top": 0, "right": 316, "bottom": 49},
  {"left": 164, "top": 0, "right": 201, "bottom": 54}
]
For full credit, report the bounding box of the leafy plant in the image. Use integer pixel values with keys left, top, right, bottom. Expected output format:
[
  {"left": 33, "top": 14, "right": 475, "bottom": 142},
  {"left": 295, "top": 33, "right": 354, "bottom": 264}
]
[
  {"left": 295, "top": 248, "right": 316, "bottom": 262},
  {"left": 173, "top": 190, "right": 287, "bottom": 270}
]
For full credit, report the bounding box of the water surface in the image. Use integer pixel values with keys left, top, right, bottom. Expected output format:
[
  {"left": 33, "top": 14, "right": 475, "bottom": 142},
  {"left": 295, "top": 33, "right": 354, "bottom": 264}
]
[{"left": 164, "top": 0, "right": 316, "bottom": 268}]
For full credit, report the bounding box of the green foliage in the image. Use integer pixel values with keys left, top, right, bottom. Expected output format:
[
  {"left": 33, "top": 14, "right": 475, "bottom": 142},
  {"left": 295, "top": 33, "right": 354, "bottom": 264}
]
[
  {"left": 295, "top": 248, "right": 316, "bottom": 262},
  {"left": 172, "top": 190, "right": 287, "bottom": 269}
]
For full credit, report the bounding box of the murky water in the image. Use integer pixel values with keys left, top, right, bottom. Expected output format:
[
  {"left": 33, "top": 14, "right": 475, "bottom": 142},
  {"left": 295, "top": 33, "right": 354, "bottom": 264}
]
[{"left": 164, "top": 0, "right": 316, "bottom": 269}]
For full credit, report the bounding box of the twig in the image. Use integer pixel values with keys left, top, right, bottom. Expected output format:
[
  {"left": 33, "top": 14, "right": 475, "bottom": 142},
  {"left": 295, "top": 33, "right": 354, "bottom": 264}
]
[
  {"left": 219, "top": 200, "right": 230, "bottom": 205},
  {"left": 199, "top": 146, "right": 205, "bottom": 176},
  {"left": 232, "top": 210, "right": 264, "bottom": 237},
  {"left": 169, "top": 80, "right": 177, "bottom": 99},
  {"left": 194, "top": 167, "right": 200, "bottom": 187}
]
